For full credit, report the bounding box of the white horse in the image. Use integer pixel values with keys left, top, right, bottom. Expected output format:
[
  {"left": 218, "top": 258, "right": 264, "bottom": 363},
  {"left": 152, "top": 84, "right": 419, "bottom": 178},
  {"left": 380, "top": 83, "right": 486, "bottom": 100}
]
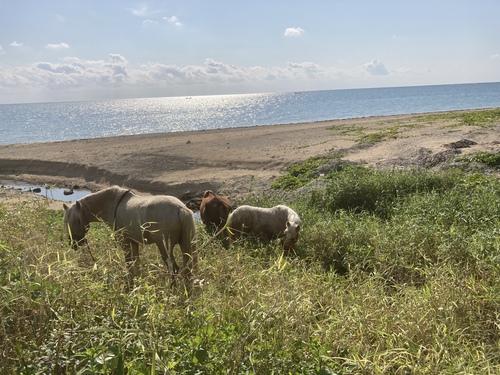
[
  {"left": 63, "top": 186, "right": 197, "bottom": 288},
  {"left": 227, "top": 204, "right": 302, "bottom": 251}
]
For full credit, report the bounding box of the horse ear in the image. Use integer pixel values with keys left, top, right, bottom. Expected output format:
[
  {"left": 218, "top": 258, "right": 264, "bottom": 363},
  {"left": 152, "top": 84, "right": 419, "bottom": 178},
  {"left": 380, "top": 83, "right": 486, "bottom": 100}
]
[{"left": 63, "top": 203, "right": 69, "bottom": 211}]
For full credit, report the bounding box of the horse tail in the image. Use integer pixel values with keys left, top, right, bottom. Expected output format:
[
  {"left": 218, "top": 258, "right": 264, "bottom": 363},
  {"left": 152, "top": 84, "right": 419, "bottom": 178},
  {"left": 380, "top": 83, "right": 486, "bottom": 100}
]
[
  {"left": 179, "top": 207, "right": 198, "bottom": 277},
  {"left": 217, "top": 204, "right": 229, "bottom": 231}
]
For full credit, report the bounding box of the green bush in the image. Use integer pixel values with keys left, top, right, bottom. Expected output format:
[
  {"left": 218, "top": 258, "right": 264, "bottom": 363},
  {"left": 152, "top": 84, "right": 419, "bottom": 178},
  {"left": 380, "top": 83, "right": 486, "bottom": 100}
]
[{"left": 310, "top": 166, "right": 461, "bottom": 216}]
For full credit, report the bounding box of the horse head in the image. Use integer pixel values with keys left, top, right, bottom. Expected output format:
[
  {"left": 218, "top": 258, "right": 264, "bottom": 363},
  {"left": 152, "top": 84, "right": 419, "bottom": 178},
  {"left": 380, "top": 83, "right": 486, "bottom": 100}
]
[
  {"left": 200, "top": 190, "right": 232, "bottom": 232},
  {"left": 282, "top": 221, "right": 301, "bottom": 252},
  {"left": 202, "top": 190, "right": 216, "bottom": 199},
  {"left": 63, "top": 201, "right": 89, "bottom": 250}
]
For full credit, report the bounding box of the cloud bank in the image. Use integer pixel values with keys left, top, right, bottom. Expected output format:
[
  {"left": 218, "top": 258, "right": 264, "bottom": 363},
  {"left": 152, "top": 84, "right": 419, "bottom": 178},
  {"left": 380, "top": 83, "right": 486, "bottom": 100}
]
[
  {"left": 0, "top": 54, "right": 405, "bottom": 103},
  {"left": 0, "top": 55, "right": 343, "bottom": 91}
]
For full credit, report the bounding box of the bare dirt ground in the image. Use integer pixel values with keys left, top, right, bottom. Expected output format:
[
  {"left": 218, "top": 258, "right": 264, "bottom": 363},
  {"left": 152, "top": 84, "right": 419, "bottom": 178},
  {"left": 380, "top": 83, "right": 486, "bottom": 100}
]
[{"left": 1, "top": 110, "right": 499, "bottom": 210}]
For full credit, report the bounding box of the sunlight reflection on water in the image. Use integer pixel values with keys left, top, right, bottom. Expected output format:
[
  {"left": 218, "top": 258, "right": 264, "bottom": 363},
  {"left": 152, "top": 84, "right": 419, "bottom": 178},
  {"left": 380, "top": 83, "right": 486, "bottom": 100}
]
[{"left": 1, "top": 83, "right": 500, "bottom": 145}]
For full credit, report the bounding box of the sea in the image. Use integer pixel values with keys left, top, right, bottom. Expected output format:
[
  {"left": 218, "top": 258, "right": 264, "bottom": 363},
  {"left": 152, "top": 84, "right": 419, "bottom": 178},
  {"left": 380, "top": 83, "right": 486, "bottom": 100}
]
[{"left": 1, "top": 82, "right": 500, "bottom": 146}]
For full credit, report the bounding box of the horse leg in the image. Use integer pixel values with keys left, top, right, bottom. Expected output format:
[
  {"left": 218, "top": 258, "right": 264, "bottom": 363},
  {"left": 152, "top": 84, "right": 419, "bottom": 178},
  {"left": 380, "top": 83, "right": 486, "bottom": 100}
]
[
  {"left": 157, "top": 240, "right": 179, "bottom": 287},
  {"left": 181, "top": 250, "right": 194, "bottom": 281},
  {"left": 124, "top": 241, "right": 140, "bottom": 290},
  {"left": 160, "top": 236, "right": 180, "bottom": 274}
]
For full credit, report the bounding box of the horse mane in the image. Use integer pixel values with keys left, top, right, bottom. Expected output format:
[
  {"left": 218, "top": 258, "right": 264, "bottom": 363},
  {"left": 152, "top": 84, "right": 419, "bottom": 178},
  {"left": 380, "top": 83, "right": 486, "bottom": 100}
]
[{"left": 79, "top": 186, "right": 130, "bottom": 225}]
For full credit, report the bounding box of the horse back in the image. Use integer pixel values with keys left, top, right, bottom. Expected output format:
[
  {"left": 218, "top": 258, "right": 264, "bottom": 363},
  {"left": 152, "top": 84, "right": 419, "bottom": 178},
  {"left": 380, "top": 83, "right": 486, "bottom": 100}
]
[{"left": 116, "top": 195, "right": 192, "bottom": 242}]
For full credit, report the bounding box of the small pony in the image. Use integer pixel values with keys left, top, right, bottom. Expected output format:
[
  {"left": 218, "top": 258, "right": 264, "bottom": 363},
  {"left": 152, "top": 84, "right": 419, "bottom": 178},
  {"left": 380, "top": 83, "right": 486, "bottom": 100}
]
[
  {"left": 199, "top": 190, "right": 232, "bottom": 232},
  {"left": 63, "top": 186, "right": 197, "bottom": 288},
  {"left": 227, "top": 204, "right": 302, "bottom": 251}
]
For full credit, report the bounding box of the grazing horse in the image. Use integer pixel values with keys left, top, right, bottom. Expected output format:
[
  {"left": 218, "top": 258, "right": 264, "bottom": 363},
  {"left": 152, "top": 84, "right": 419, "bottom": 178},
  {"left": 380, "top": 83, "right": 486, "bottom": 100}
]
[
  {"left": 199, "top": 190, "right": 232, "bottom": 232},
  {"left": 227, "top": 204, "right": 302, "bottom": 251},
  {"left": 63, "top": 186, "right": 197, "bottom": 288}
]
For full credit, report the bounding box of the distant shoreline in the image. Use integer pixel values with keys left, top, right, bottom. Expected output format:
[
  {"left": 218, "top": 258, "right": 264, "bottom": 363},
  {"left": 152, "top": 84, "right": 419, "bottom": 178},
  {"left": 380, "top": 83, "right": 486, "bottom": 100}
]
[
  {"left": 1, "top": 106, "right": 495, "bottom": 147},
  {"left": 0, "top": 107, "right": 497, "bottom": 148},
  {"left": 1, "top": 109, "right": 499, "bottom": 207}
]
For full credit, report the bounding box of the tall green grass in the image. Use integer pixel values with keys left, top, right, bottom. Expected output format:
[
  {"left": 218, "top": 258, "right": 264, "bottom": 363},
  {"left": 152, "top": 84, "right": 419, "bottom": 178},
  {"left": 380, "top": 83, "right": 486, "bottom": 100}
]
[{"left": 2, "top": 167, "right": 500, "bottom": 373}]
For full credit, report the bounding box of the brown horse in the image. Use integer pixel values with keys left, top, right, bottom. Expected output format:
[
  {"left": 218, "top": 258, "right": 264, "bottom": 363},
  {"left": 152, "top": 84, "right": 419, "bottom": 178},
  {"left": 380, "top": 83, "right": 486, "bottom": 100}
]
[
  {"left": 63, "top": 186, "right": 197, "bottom": 288},
  {"left": 199, "top": 190, "right": 232, "bottom": 232}
]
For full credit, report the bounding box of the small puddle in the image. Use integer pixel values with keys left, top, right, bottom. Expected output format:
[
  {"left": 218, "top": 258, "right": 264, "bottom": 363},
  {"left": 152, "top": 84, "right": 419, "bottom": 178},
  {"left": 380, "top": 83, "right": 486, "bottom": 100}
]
[
  {"left": 1, "top": 181, "right": 202, "bottom": 220},
  {"left": 0, "top": 180, "right": 92, "bottom": 203}
]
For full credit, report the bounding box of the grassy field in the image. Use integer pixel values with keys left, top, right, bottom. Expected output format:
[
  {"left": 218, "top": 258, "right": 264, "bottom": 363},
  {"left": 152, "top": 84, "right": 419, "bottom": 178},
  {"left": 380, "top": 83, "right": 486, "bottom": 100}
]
[{"left": 2, "top": 161, "right": 500, "bottom": 374}]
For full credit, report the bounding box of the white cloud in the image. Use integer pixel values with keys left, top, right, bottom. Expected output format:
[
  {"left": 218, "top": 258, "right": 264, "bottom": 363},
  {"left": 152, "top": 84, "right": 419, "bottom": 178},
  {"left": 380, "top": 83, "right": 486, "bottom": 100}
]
[
  {"left": 164, "top": 16, "right": 182, "bottom": 27},
  {"left": 109, "top": 54, "right": 128, "bottom": 64},
  {"left": 36, "top": 62, "right": 80, "bottom": 75},
  {"left": 284, "top": 27, "right": 305, "bottom": 37},
  {"left": 129, "top": 5, "right": 150, "bottom": 17},
  {"left": 0, "top": 55, "right": 133, "bottom": 93},
  {"left": 138, "top": 10, "right": 182, "bottom": 28},
  {"left": 142, "top": 19, "right": 157, "bottom": 27},
  {"left": 287, "top": 62, "right": 322, "bottom": 77},
  {"left": 45, "top": 43, "right": 70, "bottom": 50},
  {"left": 129, "top": 5, "right": 162, "bottom": 18},
  {"left": 363, "top": 59, "right": 389, "bottom": 75},
  {"left": 10, "top": 41, "right": 23, "bottom": 47},
  {"left": 491, "top": 54, "right": 500, "bottom": 61}
]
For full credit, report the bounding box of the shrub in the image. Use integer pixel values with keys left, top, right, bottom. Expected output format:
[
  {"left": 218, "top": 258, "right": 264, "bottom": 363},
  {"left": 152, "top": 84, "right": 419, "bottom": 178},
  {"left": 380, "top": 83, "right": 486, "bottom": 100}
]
[{"left": 310, "top": 166, "right": 462, "bottom": 217}]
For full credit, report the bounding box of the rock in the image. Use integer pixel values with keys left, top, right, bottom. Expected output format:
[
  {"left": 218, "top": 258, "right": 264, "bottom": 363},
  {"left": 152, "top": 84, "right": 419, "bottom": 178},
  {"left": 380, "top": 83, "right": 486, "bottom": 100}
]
[
  {"left": 63, "top": 189, "right": 74, "bottom": 196},
  {"left": 444, "top": 139, "right": 477, "bottom": 149},
  {"left": 422, "top": 149, "right": 461, "bottom": 167},
  {"left": 186, "top": 197, "right": 202, "bottom": 211},
  {"left": 32, "top": 187, "right": 42, "bottom": 193}
]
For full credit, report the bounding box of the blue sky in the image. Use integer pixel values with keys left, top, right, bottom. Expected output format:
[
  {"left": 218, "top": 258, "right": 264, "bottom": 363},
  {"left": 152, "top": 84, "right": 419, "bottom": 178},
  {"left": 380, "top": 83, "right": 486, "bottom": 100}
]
[{"left": 1, "top": 0, "right": 499, "bottom": 104}]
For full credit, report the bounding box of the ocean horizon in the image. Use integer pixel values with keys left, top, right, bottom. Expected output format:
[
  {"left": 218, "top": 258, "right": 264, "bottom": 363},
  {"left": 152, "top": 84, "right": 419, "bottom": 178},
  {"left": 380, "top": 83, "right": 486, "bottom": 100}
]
[{"left": 1, "top": 82, "right": 500, "bottom": 146}]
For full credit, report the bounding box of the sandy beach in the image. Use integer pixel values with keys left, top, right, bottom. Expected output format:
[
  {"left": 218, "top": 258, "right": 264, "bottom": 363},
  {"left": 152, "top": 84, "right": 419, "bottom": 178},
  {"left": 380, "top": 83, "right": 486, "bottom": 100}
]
[{"left": 1, "top": 110, "right": 499, "bottom": 208}]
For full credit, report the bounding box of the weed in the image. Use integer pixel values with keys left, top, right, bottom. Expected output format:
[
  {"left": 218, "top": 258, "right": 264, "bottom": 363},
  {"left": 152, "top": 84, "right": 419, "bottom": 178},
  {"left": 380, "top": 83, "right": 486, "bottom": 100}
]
[
  {"left": 327, "top": 124, "right": 399, "bottom": 143},
  {"left": 457, "top": 152, "right": 500, "bottom": 169},
  {"left": 358, "top": 126, "right": 399, "bottom": 144},
  {"left": 271, "top": 155, "right": 341, "bottom": 190}
]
